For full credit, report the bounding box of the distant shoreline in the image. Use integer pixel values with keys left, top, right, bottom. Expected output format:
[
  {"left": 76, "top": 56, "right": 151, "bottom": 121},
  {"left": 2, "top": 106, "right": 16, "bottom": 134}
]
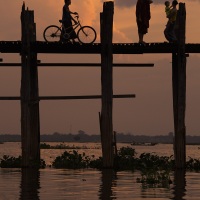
[{"left": 1, "top": 133, "right": 200, "bottom": 144}]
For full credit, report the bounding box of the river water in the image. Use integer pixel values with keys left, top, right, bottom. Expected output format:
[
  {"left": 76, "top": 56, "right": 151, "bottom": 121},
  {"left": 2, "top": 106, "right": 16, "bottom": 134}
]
[{"left": 0, "top": 142, "right": 200, "bottom": 200}]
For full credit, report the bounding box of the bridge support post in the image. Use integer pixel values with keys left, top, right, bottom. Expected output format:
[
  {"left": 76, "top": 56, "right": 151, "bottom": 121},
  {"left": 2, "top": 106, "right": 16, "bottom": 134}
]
[
  {"left": 172, "top": 3, "right": 186, "bottom": 169},
  {"left": 20, "top": 3, "right": 40, "bottom": 167},
  {"left": 100, "top": 1, "right": 114, "bottom": 168}
]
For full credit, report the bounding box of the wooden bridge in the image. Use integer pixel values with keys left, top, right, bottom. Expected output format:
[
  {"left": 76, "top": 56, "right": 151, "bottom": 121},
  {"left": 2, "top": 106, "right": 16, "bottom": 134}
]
[
  {"left": 0, "top": 1, "right": 197, "bottom": 169},
  {"left": 1, "top": 41, "right": 200, "bottom": 54}
]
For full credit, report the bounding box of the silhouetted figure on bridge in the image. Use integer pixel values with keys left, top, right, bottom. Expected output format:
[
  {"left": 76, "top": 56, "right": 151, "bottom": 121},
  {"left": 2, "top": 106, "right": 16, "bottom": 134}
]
[
  {"left": 164, "top": 1, "right": 172, "bottom": 18},
  {"left": 136, "top": 0, "right": 153, "bottom": 44},
  {"left": 61, "top": 0, "right": 78, "bottom": 43},
  {"left": 164, "top": 0, "right": 178, "bottom": 43}
]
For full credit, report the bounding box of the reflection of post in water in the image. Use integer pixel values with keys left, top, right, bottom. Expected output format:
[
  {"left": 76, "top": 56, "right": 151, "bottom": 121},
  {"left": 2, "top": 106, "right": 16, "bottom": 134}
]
[
  {"left": 99, "top": 169, "right": 116, "bottom": 200},
  {"left": 20, "top": 169, "right": 40, "bottom": 200},
  {"left": 172, "top": 169, "right": 186, "bottom": 200}
]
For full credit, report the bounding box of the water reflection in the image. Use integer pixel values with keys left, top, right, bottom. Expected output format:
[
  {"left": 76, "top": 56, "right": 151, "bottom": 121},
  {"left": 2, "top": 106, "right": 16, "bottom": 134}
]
[
  {"left": 20, "top": 168, "right": 40, "bottom": 200},
  {"left": 0, "top": 167, "right": 195, "bottom": 199},
  {"left": 171, "top": 169, "right": 186, "bottom": 200},
  {"left": 99, "top": 169, "right": 117, "bottom": 200}
]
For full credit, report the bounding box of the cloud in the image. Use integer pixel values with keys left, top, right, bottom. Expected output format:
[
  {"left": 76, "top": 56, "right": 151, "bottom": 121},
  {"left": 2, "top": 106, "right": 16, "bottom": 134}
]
[
  {"left": 114, "top": 0, "right": 163, "bottom": 8},
  {"left": 114, "top": 0, "right": 136, "bottom": 8},
  {"left": 114, "top": 0, "right": 195, "bottom": 8},
  {"left": 1, "top": 0, "right": 200, "bottom": 135},
  {"left": 113, "top": 23, "right": 131, "bottom": 42},
  {"left": 73, "top": 0, "right": 102, "bottom": 26}
]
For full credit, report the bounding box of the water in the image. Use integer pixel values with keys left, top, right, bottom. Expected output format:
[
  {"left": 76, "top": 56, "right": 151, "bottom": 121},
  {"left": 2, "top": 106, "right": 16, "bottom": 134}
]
[{"left": 1, "top": 142, "right": 200, "bottom": 200}]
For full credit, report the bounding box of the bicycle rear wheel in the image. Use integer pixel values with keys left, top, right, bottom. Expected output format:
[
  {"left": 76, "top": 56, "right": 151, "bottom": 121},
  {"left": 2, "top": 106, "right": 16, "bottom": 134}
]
[
  {"left": 77, "top": 26, "right": 96, "bottom": 44},
  {"left": 43, "top": 25, "right": 62, "bottom": 42}
]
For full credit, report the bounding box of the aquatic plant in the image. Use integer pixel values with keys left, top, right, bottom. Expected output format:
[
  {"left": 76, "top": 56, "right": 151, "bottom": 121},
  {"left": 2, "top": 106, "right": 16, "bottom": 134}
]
[
  {"left": 0, "top": 155, "right": 22, "bottom": 168},
  {"left": 117, "top": 146, "right": 136, "bottom": 157},
  {"left": 40, "top": 142, "right": 89, "bottom": 149},
  {"left": 52, "top": 150, "right": 90, "bottom": 169},
  {"left": 186, "top": 157, "right": 200, "bottom": 172},
  {"left": 114, "top": 146, "right": 137, "bottom": 170},
  {"left": 52, "top": 147, "right": 175, "bottom": 171},
  {"left": 89, "top": 156, "right": 103, "bottom": 169},
  {"left": 136, "top": 169, "right": 172, "bottom": 188},
  {"left": 40, "top": 143, "right": 51, "bottom": 149},
  {"left": 0, "top": 155, "right": 46, "bottom": 168},
  {"left": 113, "top": 147, "right": 175, "bottom": 171},
  {"left": 137, "top": 153, "right": 175, "bottom": 171}
]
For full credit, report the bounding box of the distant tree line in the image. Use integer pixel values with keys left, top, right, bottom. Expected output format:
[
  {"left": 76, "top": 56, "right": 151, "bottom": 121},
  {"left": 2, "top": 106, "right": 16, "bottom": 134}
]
[{"left": 0, "top": 131, "right": 200, "bottom": 144}]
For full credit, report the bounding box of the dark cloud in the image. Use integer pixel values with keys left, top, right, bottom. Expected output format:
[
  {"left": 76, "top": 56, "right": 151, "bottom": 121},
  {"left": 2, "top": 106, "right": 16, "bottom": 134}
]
[
  {"left": 114, "top": 0, "right": 193, "bottom": 8},
  {"left": 114, "top": 0, "right": 135, "bottom": 8},
  {"left": 114, "top": 0, "right": 163, "bottom": 8}
]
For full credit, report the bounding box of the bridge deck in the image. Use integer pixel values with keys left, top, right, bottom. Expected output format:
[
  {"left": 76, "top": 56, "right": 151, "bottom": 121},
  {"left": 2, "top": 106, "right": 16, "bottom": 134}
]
[{"left": 0, "top": 41, "right": 200, "bottom": 54}]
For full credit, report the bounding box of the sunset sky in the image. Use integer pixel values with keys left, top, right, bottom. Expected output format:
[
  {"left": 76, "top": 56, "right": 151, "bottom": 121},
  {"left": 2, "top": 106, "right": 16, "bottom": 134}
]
[{"left": 0, "top": 0, "right": 200, "bottom": 136}]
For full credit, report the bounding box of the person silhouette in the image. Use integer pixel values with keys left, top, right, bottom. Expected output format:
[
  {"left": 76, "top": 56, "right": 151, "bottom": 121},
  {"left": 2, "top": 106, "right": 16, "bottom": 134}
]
[
  {"left": 164, "top": 0, "right": 178, "bottom": 43},
  {"left": 136, "top": 0, "right": 153, "bottom": 44},
  {"left": 61, "top": 0, "right": 78, "bottom": 43},
  {"left": 164, "top": 1, "right": 172, "bottom": 18}
]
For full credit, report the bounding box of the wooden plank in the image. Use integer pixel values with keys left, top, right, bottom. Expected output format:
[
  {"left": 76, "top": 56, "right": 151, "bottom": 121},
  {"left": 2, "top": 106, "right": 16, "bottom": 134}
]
[
  {"left": 0, "top": 63, "right": 154, "bottom": 67},
  {"left": 1, "top": 41, "right": 200, "bottom": 54},
  {"left": 0, "top": 94, "right": 135, "bottom": 101},
  {"left": 0, "top": 97, "right": 20, "bottom": 100},
  {"left": 33, "top": 42, "right": 177, "bottom": 54},
  {"left": 39, "top": 94, "right": 135, "bottom": 100}
]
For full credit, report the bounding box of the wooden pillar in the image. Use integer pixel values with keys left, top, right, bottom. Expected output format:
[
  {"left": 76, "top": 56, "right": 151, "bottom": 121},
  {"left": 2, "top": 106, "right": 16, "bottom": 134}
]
[
  {"left": 20, "top": 3, "right": 40, "bottom": 167},
  {"left": 100, "top": 1, "right": 114, "bottom": 168},
  {"left": 172, "top": 3, "right": 186, "bottom": 169}
]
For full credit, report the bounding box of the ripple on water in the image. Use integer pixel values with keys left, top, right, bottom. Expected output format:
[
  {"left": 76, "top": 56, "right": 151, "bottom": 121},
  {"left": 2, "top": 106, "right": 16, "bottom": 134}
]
[
  {"left": 2, "top": 168, "right": 200, "bottom": 200},
  {"left": 1, "top": 143, "right": 200, "bottom": 199}
]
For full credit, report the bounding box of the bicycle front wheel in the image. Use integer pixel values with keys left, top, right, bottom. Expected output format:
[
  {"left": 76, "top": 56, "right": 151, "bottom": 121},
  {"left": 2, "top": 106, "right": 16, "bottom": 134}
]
[
  {"left": 77, "top": 26, "right": 96, "bottom": 44},
  {"left": 43, "top": 25, "right": 62, "bottom": 42}
]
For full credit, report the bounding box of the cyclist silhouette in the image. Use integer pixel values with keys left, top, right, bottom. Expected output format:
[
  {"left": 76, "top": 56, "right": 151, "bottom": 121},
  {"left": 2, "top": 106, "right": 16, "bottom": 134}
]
[{"left": 61, "top": 0, "right": 78, "bottom": 43}]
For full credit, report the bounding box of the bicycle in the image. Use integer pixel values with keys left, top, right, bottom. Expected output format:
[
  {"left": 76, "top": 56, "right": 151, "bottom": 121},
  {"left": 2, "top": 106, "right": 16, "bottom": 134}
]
[{"left": 43, "top": 14, "right": 97, "bottom": 44}]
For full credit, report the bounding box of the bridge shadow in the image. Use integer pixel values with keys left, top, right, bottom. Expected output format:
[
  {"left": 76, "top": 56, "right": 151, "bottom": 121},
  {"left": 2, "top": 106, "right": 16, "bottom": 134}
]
[
  {"left": 20, "top": 168, "right": 40, "bottom": 200},
  {"left": 171, "top": 169, "right": 186, "bottom": 200},
  {"left": 98, "top": 169, "right": 117, "bottom": 200}
]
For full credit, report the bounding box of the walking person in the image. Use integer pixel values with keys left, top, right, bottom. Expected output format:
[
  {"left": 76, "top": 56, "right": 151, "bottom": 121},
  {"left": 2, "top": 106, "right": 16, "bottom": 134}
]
[
  {"left": 61, "top": 0, "right": 78, "bottom": 43},
  {"left": 164, "top": 0, "right": 178, "bottom": 43},
  {"left": 136, "top": 0, "right": 153, "bottom": 44}
]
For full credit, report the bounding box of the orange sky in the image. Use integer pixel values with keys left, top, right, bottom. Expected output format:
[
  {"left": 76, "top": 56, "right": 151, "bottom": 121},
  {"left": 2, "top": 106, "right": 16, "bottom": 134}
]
[{"left": 0, "top": 0, "right": 200, "bottom": 135}]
